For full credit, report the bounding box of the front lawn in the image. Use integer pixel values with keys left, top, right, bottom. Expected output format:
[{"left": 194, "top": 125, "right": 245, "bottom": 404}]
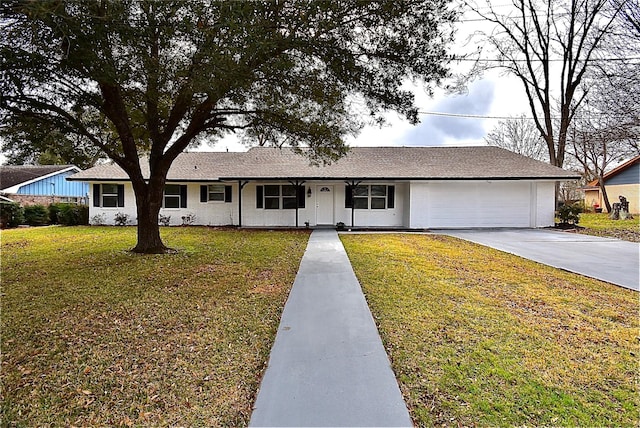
[
  {"left": 578, "top": 213, "right": 640, "bottom": 242},
  {"left": 342, "top": 234, "right": 638, "bottom": 427},
  {"left": 1, "top": 226, "right": 309, "bottom": 426}
]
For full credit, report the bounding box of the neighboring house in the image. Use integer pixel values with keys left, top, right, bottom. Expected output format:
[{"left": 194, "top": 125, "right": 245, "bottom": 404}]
[
  {"left": 68, "top": 146, "right": 578, "bottom": 228},
  {"left": 0, "top": 165, "right": 89, "bottom": 206},
  {"left": 583, "top": 155, "right": 640, "bottom": 213}
]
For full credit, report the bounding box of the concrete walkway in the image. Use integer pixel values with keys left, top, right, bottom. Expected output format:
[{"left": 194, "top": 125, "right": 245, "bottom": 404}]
[
  {"left": 440, "top": 229, "right": 639, "bottom": 291},
  {"left": 250, "top": 230, "right": 412, "bottom": 427}
]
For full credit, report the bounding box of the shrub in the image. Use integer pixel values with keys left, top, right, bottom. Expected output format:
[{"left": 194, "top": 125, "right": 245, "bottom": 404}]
[
  {"left": 57, "top": 204, "right": 89, "bottom": 226},
  {"left": 48, "top": 203, "right": 62, "bottom": 225},
  {"left": 114, "top": 212, "right": 130, "bottom": 226},
  {"left": 90, "top": 213, "right": 106, "bottom": 225},
  {"left": 181, "top": 213, "right": 196, "bottom": 226},
  {"left": 557, "top": 203, "right": 581, "bottom": 225},
  {"left": 0, "top": 202, "right": 24, "bottom": 228},
  {"left": 159, "top": 214, "right": 171, "bottom": 226},
  {"left": 23, "top": 204, "right": 49, "bottom": 226}
]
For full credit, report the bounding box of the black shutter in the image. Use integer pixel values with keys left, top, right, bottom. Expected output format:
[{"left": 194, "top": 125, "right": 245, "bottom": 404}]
[
  {"left": 225, "top": 185, "right": 232, "bottom": 203},
  {"left": 180, "top": 185, "right": 187, "bottom": 208},
  {"left": 387, "top": 185, "right": 395, "bottom": 209},
  {"left": 297, "top": 186, "right": 305, "bottom": 208},
  {"left": 117, "top": 185, "right": 125, "bottom": 207},
  {"left": 93, "top": 184, "right": 101, "bottom": 207},
  {"left": 256, "top": 185, "right": 263, "bottom": 208},
  {"left": 200, "top": 185, "right": 208, "bottom": 202},
  {"left": 345, "top": 185, "right": 353, "bottom": 208}
]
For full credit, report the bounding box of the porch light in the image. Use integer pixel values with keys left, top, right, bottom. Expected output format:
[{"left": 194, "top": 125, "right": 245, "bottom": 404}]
[{"left": 307, "top": 187, "right": 312, "bottom": 197}]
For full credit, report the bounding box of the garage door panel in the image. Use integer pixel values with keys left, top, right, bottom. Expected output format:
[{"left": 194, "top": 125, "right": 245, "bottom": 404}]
[{"left": 428, "top": 182, "right": 531, "bottom": 228}]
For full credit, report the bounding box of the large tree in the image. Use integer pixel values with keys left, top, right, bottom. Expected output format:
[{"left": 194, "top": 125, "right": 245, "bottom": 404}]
[
  {"left": 1, "top": 0, "right": 455, "bottom": 253},
  {"left": 465, "top": 0, "right": 623, "bottom": 169}
]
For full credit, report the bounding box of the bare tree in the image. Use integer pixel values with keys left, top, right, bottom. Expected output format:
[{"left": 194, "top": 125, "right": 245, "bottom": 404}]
[
  {"left": 466, "top": 0, "right": 623, "bottom": 169},
  {"left": 484, "top": 114, "right": 548, "bottom": 161}
]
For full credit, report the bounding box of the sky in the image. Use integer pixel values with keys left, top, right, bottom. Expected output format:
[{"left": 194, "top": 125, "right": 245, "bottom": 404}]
[{"left": 210, "top": 70, "right": 531, "bottom": 153}]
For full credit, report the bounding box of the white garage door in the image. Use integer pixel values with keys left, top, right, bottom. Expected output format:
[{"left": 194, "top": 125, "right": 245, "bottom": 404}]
[{"left": 426, "top": 182, "right": 532, "bottom": 228}]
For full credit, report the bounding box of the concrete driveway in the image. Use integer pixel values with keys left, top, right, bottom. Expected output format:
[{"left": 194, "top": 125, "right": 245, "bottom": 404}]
[{"left": 439, "top": 229, "right": 639, "bottom": 291}]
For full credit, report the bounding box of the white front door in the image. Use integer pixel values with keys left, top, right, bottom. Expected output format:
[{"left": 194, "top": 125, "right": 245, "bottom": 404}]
[{"left": 315, "top": 185, "right": 334, "bottom": 225}]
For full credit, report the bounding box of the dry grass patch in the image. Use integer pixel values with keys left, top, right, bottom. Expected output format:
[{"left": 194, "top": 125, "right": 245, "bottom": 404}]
[
  {"left": 1, "top": 226, "right": 309, "bottom": 426},
  {"left": 341, "top": 233, "right": 639, "bottom": 427}
]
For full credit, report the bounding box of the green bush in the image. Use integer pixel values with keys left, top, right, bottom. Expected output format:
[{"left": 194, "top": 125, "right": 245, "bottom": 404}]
[
  {"left": 57, "top": 204, "right": 89, "bottom": 226},
  {"left": 23, "top": 204, "right": 49, "bottom": 226},
  {"left": 0, "top": 202, "right": 24, "bottom": 228},
  {"left": 557, "top": 203, "right": 582, "bottom": 225},
  {"left": 48, "top": 203, "right": 62, "bottom": 225}
]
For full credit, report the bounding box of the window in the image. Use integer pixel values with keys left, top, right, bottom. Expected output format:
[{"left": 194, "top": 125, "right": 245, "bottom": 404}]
[
  {"left": 345, "top": 185, "right": 395, "bottom": 210},
  {"left": 163, "top": 184, "right": 187, "bottom": 208},
  {"left": 208, "top": 184, "right": 225, "bottom": 201},
  {"left": 256, "top": 185, "right": 305, "bottom": 209},
  {"left": 200, "top": 185, "right": 232, "bottom": 203},
  {"left": 93, "top": 183, "right": 124, "bottom": 208},
  {"left": 102, "top": 184, "right": 119, "bottom": 207}
]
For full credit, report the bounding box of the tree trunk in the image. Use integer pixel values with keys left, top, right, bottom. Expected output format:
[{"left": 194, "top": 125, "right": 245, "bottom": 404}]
[
  {"left": 130, "top": 178, "right": 170, "bottom": 254},
  {"left": 598, "top": 175, "right": 612, "bottom": 213}
]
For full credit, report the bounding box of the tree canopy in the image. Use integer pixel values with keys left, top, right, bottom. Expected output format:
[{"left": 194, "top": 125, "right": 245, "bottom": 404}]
[{"left": 0, "top": 0, "right": 456, "bottom": 252}]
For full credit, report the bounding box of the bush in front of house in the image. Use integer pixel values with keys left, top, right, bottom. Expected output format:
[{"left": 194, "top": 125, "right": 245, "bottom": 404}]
[
  {"left": 56, "top": 204, "right": 89, "bottom": 226},
  {"left": 23, "top": 204, "right": 49, "bottom": 226},
  {"left": 0, "top": 202, "right": 24, "bottom": 228},
  {"left": 557, "top": 203, "right": 582, "bottom": 225}
]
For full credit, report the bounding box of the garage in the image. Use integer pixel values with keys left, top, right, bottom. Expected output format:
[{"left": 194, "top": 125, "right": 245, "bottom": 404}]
[{"left": 409, "top": 180, "right": 555, "bottom": 229}]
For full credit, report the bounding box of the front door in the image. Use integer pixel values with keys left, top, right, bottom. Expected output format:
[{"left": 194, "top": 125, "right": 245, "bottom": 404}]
[{"left": 315, "top": 185, "right": 334, "bottom": 225}]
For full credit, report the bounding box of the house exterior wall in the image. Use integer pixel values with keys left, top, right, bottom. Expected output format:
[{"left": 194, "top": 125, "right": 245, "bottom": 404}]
[
  {"left": 583, "top": 184, "right": 639, "bottom": 213},
  {"left": 606, "top": 163, "right": 639, "bottom": 185},
  {"left": 17, "top": 170, "right": 88, "bottom": 198},
  {"left": 88, "top": 181, "right": 407, "bottom": 227}
]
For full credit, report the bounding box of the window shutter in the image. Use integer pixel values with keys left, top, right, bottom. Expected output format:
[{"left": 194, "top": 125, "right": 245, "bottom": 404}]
[
  {"left": 297, "top": 186, "right": 305, "bottom": 208},
  {"left": 180, "top": 185, "right": 187, "bottom": 208},
  {"left": 345, "top": 185, "right": 353, "bottom": 208},
  {"left": 117, "top": 185, "right": 125, "bottom": 207},
  {"left": 200, "top": 185, "right": 208, "bottom": 203},
  {"left": 256, "top": 185, "right": 263, "bottom": 208},
  {"left": 387, "top": 185, "right": 395, "bottom": 209},
  {"left": 224, "top": 185, "right": 232, "bottom": 203},
  {"left": 93, "top": 184, "right": 101, "bottom": 207}
]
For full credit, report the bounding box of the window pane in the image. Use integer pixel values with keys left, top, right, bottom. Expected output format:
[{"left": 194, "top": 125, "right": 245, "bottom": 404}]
[
  {"left": 102, "top": 184, "right": 118, "bottom": 195},
  {"left": 371, "top": 185, "right": 387, "bottom": 197},
  {"left": 282, "top": 185, "right": 296, "bottom": 196},
  {"left": 164, "top": 196, "right": 180, "bottom": 208},
  {"left": 353, "top": 186, "right": 369, "bottom": 197},
  {"left": 371, "top": 197, "right": 386, "bottom": 209},
  {"left": 265, "top": 197, "right": 279, "bottom": 209},
  {"left": 103, "top": 195, "right": 118, "bottom": 207},
  {"left": 283, "top": 197, "right": 297, "bottom": 209},
  {"left": 264, "top": 185, "right": 280, "bottom": 196},
  {"left": 165, "top": 184, "right": 181, "bottom": 195},
  {"left": 353, "top": 197, "right": 368, "bottom": 209},
  {"left": 208, "top": 185, "right": 225, "bottom": 201}
]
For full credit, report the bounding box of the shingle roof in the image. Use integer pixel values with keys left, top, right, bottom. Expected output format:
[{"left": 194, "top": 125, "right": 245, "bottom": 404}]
[
  {"left": 68, "top": 147, "right": 579, "bottom": 182},
  {"left": 1, "top": 165, "right": 78, "bottom": 191}
]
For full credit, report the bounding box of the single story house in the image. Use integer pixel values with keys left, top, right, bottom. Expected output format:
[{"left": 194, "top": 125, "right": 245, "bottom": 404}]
[
  {"left": 68, "top": 146, "right": 578, "bottom": 229},
  {"left": 583, "top": 155, "right": 639, "bottom": 213},
  {"left": 0, "top": 165, "right": 89, "bottom": 206}
]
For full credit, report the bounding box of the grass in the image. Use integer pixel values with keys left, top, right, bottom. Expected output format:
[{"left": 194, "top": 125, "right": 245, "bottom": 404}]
[
  {"left": 341, "top": 233, "right": 639, "bottom": 427},
  {"left": 577, "top": 213, "right": 640, "bottom": 242},
  {"left": 1, "top": 226, "right": 309, "bottom": 426}
]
